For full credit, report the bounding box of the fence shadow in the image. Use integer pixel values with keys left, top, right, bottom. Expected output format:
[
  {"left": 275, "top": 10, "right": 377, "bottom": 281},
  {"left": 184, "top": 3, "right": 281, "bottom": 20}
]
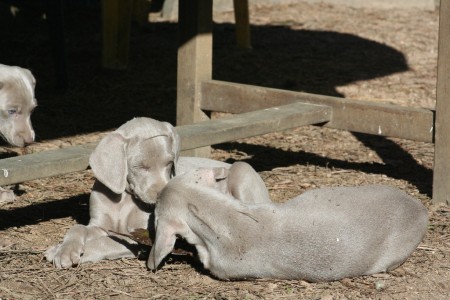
[{"left": 0, "top": 194, "right": 90, "bottom": 230}]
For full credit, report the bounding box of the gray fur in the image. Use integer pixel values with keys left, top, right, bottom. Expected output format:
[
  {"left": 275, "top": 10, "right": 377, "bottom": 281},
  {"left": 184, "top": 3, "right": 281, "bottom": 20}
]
[{"left": 148, "top": 168, "right": 428, "bottom": 282}]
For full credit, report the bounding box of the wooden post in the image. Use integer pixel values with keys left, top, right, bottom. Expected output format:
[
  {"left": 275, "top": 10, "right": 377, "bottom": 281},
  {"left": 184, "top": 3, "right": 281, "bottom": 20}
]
[
  {"left": 132, "top": 0, "right": 150, "bottom": 25},
  {"left": 233, "top": 0, "right": 251, "bottom": 49},
  {"left": 433, "top": 0, "right": 450, "bottom": 205},
  {"left": 101, "top": 0, "right": 133, "bottom": 69},
  {"left": 44, "top": 0, "right": 68, "bottom": 89},
  {"left": 177, "top": 0, "right": 213, "bottom": 157}
]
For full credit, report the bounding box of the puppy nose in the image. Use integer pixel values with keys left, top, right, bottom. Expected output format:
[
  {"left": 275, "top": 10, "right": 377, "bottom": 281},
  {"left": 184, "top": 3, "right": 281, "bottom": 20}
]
[
  {"left": 23, "top": 134, "right": 35, "bottom": 145},
  {"left": 19, "top": 134, "right": 34, "bottom": 146},
  {"left": 14, "top": 129, "right": 35, "bottom": 146},
  {"left": 10, "top": 136, "right": 25, "bottom": 147}
]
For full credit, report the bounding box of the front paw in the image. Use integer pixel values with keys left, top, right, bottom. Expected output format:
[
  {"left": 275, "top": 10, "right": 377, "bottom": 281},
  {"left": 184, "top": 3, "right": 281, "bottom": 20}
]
[
  {"left": 0, "top": 188, "right": 14, "bottom": 205},
  {"left": 45, "top": 242, "right": 84, "bottom": 268}
]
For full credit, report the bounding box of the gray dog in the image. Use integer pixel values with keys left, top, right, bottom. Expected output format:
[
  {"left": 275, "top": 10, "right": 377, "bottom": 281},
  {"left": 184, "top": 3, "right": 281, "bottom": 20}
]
[
  {"left": 148, "top": 166, "right": 429, "bottom": 282},
  {"left": 0, "top": 64, "right": 37, "bottom": 203},
  {"left": 45, "top": 117, "right": 238, "bottom": 268}
]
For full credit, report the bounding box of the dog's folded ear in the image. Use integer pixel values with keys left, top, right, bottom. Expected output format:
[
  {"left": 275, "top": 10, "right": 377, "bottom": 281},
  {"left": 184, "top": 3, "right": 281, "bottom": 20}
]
[
  {"left": 90, "top": 133, "right": 128, "bottom": 194},
  {"left": 213, "top": 167, "right": 229, "bottom": 181},
  {"left": 161, "top": 121, "right": 181, "bottom": 175},
  {"left": 160, "top": 121, "right": 179, "bottom": 158}
]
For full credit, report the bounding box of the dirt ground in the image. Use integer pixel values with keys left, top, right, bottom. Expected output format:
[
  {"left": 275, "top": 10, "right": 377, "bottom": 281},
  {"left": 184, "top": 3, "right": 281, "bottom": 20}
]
[{"left": 0, "top": 1, "right": 449, "bottom": 299}]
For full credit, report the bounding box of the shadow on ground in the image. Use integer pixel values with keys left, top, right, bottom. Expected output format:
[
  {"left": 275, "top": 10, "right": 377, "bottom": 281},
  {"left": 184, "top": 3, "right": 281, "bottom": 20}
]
[
  {"left": 216, "top": 133, "right": 433, "bottom": 197},
  {"left": 0, "top": 194, "right": 89, "bottom": 230},
  {"left": 1, "top": 2, "right": 407, "bottom": 138}
]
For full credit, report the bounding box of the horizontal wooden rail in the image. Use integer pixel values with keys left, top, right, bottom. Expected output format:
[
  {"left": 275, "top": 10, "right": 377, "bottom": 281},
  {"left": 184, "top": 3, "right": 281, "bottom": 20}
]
[
  {"left": 0, "top": 143, "right": 97, "bottom": 186},
  {"left": 176, "top": 101, "right": 330, "bottom": 150},
  {"left": 0, "top": 102, "right": 330, "bottom": 185},
  {"left": 201, "top": 80, "right": 435, "bottom": 143}
]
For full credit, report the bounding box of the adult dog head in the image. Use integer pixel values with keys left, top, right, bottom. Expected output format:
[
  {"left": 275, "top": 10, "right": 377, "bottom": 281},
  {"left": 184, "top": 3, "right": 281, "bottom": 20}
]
[
  {"left": 0, "top": 64, "right": 37, "bottom": 147},
  {"left": 89, "top": 117, "right": 180, "bottom": 204}
]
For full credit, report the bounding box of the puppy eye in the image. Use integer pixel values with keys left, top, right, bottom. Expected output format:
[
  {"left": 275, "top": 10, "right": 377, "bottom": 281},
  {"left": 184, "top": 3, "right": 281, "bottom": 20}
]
[
  {"left": 7, "top": 109, "right": 17, "bottom": 115},
  {"left": 131, "top": 164, "right": 149, "bottom": 172}
]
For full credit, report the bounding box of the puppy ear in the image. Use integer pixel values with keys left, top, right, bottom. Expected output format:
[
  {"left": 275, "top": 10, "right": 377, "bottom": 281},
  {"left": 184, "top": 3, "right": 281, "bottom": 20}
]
[
  {"left": 163, "top": 122, "right": 180, "bottom": 158},
  {"left": 89, "top": 133, "right": 128, "bottom": 194},
  {"left": 213, "top": 167, "right": 229, "bottom": 181},
  {"left": 189, "top": 195, "right": 258, "bottom": 238},
  {"left": 0, "top": 82, "right": 4, "bottom": 89},
  {"left": 147, "top": 219, "right": 180, "bottom": 270},
  {"left": 172, "top": 131, "right": 181, "bottom": 161},
  {"left": 161, "top": 121, "right": 180, "bottom": 175}
]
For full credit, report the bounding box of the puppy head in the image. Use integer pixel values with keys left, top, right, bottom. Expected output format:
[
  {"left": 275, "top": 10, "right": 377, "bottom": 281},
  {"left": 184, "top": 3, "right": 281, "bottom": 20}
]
[
  {"left": 89, "top": 117, "right": 180, "bottom": 203},
  {"left": 149, "top": 167, "right": 234, "bottom": 271},
  {"left": 0, "top": 64, "right": 37, "bottom": 147},
  {"left": 147, "top": 168, "right": 226, "bottom": 270}
]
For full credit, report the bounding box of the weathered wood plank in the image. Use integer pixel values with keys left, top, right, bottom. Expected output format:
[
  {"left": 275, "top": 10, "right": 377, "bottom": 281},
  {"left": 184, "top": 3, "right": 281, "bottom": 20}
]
[
  {"left": 233, "top": 0, "right": 251, "bottom": 49},
  {"left": 132, "top": 0, "right": 150, "bottom": 25},
  {"left": 201, "top": 80, "right": 435, "bottom": 143},
  {"left": 101, "top": 0, "right": 133, "bottom": 69},
  {"left": 177, "top": 0, "right": 213, "bottom": 157},
  {"left": 0, "top": 143, "right": 96, "bottom": 186},
  {"left": 432, "top": 1, "right": 450, "bottom": 205},
  {"left": 176, "top": 102, "right": 331, "bottom": 150}
]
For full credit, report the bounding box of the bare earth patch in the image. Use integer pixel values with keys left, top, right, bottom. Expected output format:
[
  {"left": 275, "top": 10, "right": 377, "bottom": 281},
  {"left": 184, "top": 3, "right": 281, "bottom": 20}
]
[{"left": 0, "top": 2, "right": 449, "bottom": 299}]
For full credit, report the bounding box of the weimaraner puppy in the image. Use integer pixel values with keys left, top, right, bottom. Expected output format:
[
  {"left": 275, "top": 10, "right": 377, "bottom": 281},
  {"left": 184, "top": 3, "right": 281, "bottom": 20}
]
[
  {"left": 45, "top": 117, "right": 250, "bottom": 268},
  {"left": 148, "top": 167, "right": 429, "bottom": 282},
  {"left": 204, "top": 161, "right": 271, "bottom": 204},
  {"left": 0, "top": 64, "right": 37, "bottom": 203}
]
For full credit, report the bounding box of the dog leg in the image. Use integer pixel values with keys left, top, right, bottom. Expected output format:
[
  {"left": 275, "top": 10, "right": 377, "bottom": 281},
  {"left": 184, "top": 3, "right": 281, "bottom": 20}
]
[
  {"left": 79, "top": 235, "right": 143, "bottom": 263},
  {"left": 0, "top": 187, "right": 14, "bottom": 205},
  {"left": 45, "top": 224, "right": 106, "bottom": 268}
]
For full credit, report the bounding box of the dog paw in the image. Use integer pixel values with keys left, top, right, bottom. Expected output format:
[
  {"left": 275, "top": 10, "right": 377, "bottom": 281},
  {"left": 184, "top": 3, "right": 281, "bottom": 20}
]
[
  {"left": 45, "top": 243, "right": 83, "bottom": 268},
  {"left": 0, "top": 188, "right": 15, "bottom": 205}
]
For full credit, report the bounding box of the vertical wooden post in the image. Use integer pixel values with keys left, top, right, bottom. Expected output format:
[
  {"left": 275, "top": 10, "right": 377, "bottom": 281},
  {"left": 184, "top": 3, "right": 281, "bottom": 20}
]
[
  {"left": 433, "top": 0, "right": 450, "bottom": 205},
  {"left": 233, "top": 0, "right": 251, "bottom": 49},
  {"left": 132, "top": 0, "right": 150, "bottom": 26},
  {"left": 177, "top": 0, "right": 213, "bottom": 157},
  {"left": 44, "top": 0, "right": 68, "bottom": 89},
  {"left": 101, "top": 0, "right": 133, "bottom": 69}
]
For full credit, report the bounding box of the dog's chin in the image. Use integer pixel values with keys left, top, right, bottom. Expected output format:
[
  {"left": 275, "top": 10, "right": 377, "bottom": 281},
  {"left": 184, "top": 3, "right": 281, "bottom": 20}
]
[
  {"left": 9, "top": 139, "right": 25, "bottom": 148},
  {"left": 134, "top": 190, "right": 157, "bottom": 205},
  {"left": 129, "top": 190, "right": 156, "bottom": 212},
  {"left": 140, "top": 197, "right": 157, "bottom": 205},
  {"left": 0, "top": 133, "right": 32, "bottom": 148},
  {"left": 127, "top": 184, "right": 160, "bottom": 206}
]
